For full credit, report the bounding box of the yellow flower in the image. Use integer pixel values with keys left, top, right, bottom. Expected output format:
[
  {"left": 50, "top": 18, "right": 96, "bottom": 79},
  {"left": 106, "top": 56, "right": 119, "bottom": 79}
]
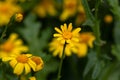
[
  {"left": 54, "top": 23, "right": 81, "bottom": 44},
  {"left": 76, "top": 32, "right": 95, "bottom": 57},
  {"left": 60, "top": 0, "right": 78, "bottom": 21},
  {"left": 104, "top": 14, "right": 113, "bottom": 24},
  {"left": 31, "top": 56, "right": 44, "bottom": 71},
  {"left": 2, "top": 54, "right": 37, "bottom": 75},
  {"left": 0, "top": 33, "right": 28, "bottom": 58},
  {"left": 29, "top": 76, "right": 36, "bottom": 80},
  {"left": 15, "top": 13, "right": 23, "bottom": 22},
  {"left": 0, "top": 0, "right": 22, "bottom": 26},
  {"left": 33, "top": 0, "right": 57, "bottom": 18},
  {"left": 49, "top": 38, "right": 78, "bottom": 58}
]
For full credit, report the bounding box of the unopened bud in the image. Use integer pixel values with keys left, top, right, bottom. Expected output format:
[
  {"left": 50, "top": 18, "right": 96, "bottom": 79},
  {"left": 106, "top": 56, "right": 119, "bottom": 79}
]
[{"left": 15, "top": 13, "right": 23, "bottom": 22}]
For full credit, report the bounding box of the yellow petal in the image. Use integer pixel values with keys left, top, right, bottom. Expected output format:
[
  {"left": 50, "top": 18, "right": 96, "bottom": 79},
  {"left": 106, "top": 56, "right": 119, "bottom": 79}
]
[
  {"left": 28, "top": 59, "right": 36, "bottom": 71},
  {"left": 68, "top": 23, "right": 72, "bottom": 31},
  {"left": 25, "top": 63, "right": 31, "bottom": 74},
  {"left": 54, "top": 27, "right": 62, "bottom": 34},
  {"left": 29, "top": 76, "right": 36, "bottom": 80},
  {"left": 72, "top": 28, "right": 81, "bottom": 35},
  {"left": 53, "top": 34, "right": 62, "bottom": 37},
  {"left": 2, "top": 57, "right": 14, "bottom": 62},
  {"left": 10, "top": 59, "right": 17, "bottom": 68},
  {"left": 14, "top": 63, "right": 24, "bottom": 75}
]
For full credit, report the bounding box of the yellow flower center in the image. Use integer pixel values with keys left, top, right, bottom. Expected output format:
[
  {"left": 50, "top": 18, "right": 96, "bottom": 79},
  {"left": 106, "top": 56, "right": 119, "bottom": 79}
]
[
  {"left": 63, "top": 31, "right": 72, "bottom": 39},
  {"left": 1, "top": 42, "right": 14, "bottom": 52},
  {"left": 0, "top": 4, "right": 9, "bottom": 14},
  {"left": 16, "top": 54, "right": 28, "bottom": 63},
  {"left": 31, "top": 56, "right": 41, "bottom": 65}
]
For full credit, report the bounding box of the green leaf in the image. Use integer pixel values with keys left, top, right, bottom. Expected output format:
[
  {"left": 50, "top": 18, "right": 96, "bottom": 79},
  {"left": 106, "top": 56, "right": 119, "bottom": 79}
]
[
  {"left": 92, "top": 61, "right": 103, "bottom": 79},
  {"left": 83, "top": 51, "right": 97, "bottom": 77}
]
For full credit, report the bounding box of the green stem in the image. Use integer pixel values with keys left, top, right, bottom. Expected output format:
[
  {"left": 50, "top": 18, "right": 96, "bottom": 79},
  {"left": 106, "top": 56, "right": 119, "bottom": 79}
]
[
  {"left": 57, "top": 42, "right": 66, "bottom": 80},
  {"left": 0, "top": 25, "right": 8, "bottom": 43},
  {"left": 82, "top": 0, "right": 101, "bottom": 57}
]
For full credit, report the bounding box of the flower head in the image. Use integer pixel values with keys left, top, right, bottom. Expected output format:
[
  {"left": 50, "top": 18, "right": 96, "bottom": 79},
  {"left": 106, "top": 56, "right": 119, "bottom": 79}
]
[
  {"left": 31, "top": 56, "right": 44, "bottom": 71},
  {"left": 0, "top": 33, "right": 28, "bottom": 59},
  {"left": 15, "top": 13, "right": 23, "bottom": 22},
  {"left": 0, "top": 0, "right": 22, "bottom": 26},
  {"left": 104, "top": 14, "right": 113, "bottom": 24},
  {"left": 33, "top": 0, "right": 57, "bottom": 18},
  {"left": 49, "top": 38, "right": 78, "bottom": 58},
  {"left": 2, "top": 54, "right": 44, "bottom": 75},
  {"left": 29, "top": 76, "right": 36, "bottom": 80},
  {"left": 53, "top": 23, "right": 81, "bottom": 44},
  {"left": 76, "top": 32, "right": 95, "bottom": 57}
]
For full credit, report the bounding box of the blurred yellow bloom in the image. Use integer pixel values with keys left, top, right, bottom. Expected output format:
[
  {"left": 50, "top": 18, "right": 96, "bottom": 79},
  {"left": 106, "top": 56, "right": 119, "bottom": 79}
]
[
  {"left": 49, "top": 38, "right": 78, "bottom": 58},
  {"left": 0, "top": 0, "right": 22, "bottom": 26},
  {"left": 75, "top": 1, "right": 86, "bottom": 25},
  {"left": 54, "top": 23, "right": 81, "bottom": 44},
  {"left": 33, "top": 0, "right": 57, "bottom": 18},
  {"left": 29, "top": 76, "right": 36, "bottom": 80},
  {"left": 60, "top": 0, "right": 78, "bottom": 21},
  {"left": 76, "top": 32, "right": 95, "bottom": 57},
  {"left": 31, "top": 56, "right": 44, "bottom": 71},
  {"left": 104, "top": 14, "right": 113, "bottom": 24},
  {"left": 2, "top": 54, "right": 37, "bottom": 75},
  {"left": 15, "top": 13, "right": 23, "bottom": 22},
  {"left": 0, "top": 33, "right": 28, "bottom": 59}
]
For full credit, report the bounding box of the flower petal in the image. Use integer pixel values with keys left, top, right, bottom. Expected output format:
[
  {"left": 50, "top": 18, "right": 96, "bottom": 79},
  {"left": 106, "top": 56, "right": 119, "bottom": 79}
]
[
  {"left": 68, "top": 23, "right": 72, "bottom": 31},
  {"left": 28, "top": 59, "right": 36, "bottom": 71},
  {"left": 72, "top": 28, "right": 81, "bottom": 35},
  {"left": 53, "top": 34, "right": 62, "bottom": 37},
  {"left": 25, "top": 63, "right": 31, "bottom": 74},
  {"left": 10, "top": 59, "right": 17, "bottom": 68},
  {"left": 54, "top": 27, "right": 62, "bottom": 34},
  {"left": 14, "top": 63, "right": 24, "bottom": 75}
]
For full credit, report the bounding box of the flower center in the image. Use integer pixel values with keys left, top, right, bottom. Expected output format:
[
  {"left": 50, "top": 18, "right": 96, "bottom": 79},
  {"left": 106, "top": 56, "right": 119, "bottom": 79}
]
[
  {"left": 0, "top": 4, "right": 9, "bottom": 14},
  {"left": 16, "top": 54, "right": 28, "bottom": 63},
  {"left": 63, "top": 31, "right": 72, "bottom": 39},
  {"left": 80, "top": 34, "right": 90, "bottom": 43},
  {"left": 31, "top": 56, "right": 41, "bottom": 65},
  {"left": 1, "top": 42, "right": 14, "bottom": 52}
]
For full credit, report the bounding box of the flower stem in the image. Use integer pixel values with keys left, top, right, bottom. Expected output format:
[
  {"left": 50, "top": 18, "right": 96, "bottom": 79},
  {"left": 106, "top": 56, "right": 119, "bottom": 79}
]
[
  {"left": 82, "top": 0, "right": 101, "bottom": 57},
  {"left": 57, "top": 42, "right": 66, "bottom": 80}
]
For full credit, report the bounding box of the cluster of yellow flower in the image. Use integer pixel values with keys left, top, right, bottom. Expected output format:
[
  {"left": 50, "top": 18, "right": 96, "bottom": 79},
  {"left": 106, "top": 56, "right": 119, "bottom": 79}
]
[
  {"left": 0, "top": 0, "right": 86, "bottom": 26},
  {"left": 0, "top": 33, "right": 43, "bottom": 79},
  {"left": 49, "top": 23, "right": 95, "bottom": 58}
]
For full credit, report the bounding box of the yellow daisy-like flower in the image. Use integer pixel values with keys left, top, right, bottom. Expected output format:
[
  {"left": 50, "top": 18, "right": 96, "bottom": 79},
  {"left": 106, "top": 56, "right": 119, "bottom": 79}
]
[
  {"left": 104, "top": 14, "right": 113, "bottom": 24},
  {"left": 2, "top": 54, "right": 37, "bottom": 75},
  {"left": 76, "top": 32, "right": 95, "bottom": 57},
  {"left": 60, "top": 0, "right": 78, "bottom": 21},
  {"left": 54, "top": 23, "right": 81, "bottom": 44},
  {"left": 0, "top": 33, "right": 28, "bottom": 58},
  {"left": 49, "top": 38, "right": 78, "bottom": 58},
  {"left": 31, "top": 56, "right": 44, "bottom": 72},
  {"left": 0, "top": 0, "right": 22, "bottom": 26},
  {"left": 29, "top": 76, "right": 36, "bottom": 80},
  {"left": 33, "top": 0, "right": 57, "bottom": 18}
]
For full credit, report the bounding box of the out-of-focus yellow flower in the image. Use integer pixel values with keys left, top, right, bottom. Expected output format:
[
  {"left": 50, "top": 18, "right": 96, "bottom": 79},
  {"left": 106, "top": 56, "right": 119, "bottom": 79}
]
[
  {"left": 29, "top": 76, "right": 36, "bottom": 80},
  {"left": 53, "top": 23, "right": 81, "bottom": 44},
  {"left": 15, "top": 13, "right": 23, "bottom": 22},
  {"left": 60, "top": 0, "right": 78, "bottom": 21},
  {"left": 0, "top": 0, "right": 22, "bottom": 26},
  {"left": 31, "top": 56, "right": 44, "bottom": 71},
  {"left": 75, "top": 1, "right": 86, "bottom": 25},
  {"left": 0, "top": 33, "right": 28, "bottom": 59},
  {"left": 49, "top": 38, "right": 78, "bottom": 58},
  {"left": 33, "top": 0, "right": 57, "bottom": 18},
  {"left": 2, "top": 54, "right": 37, "bottom": 75},
  {"left": 76, "top": 32, "right": 95, "bottom": 57},
  {"left": 104, "top": 14, "right": 113, "bottom": 24}
]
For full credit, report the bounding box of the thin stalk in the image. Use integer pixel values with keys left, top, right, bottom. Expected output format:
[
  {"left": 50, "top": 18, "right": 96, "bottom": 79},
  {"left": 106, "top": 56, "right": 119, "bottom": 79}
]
[{"left": 57, "top": 42, "right": 66, "bottom": 80}]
